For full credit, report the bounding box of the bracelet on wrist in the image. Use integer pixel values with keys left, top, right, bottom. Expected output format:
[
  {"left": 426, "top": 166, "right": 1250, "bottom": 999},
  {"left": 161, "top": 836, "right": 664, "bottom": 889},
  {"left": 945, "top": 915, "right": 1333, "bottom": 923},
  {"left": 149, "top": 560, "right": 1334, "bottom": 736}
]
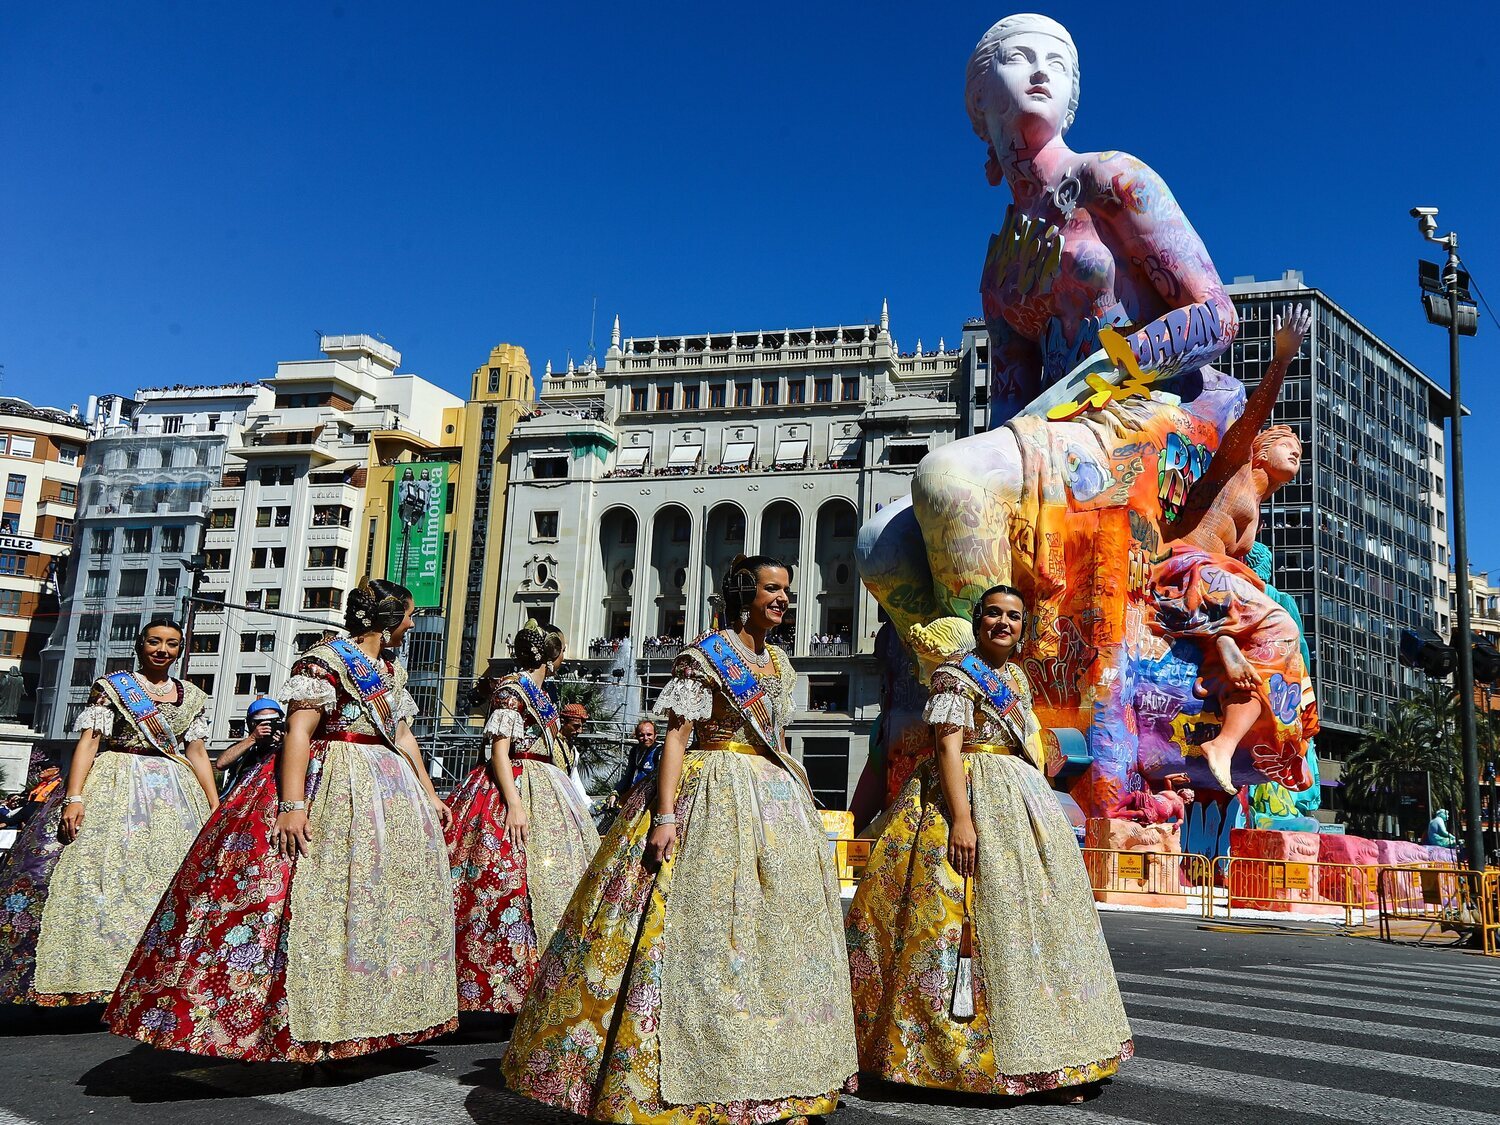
[
  {"left": 61, "top": 795, "right": 84, "bottom": 807},
  {"left": 278, "top": 800, "right": 307, "bottom": 813},
  {"left": 652, "top": 812, "right": 678, "bottom": 826}
]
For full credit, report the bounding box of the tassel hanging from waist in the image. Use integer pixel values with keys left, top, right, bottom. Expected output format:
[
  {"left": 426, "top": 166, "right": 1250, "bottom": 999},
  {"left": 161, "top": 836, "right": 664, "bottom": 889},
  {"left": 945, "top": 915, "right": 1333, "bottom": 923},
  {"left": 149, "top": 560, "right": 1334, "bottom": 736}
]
[{"left": 952, "top": 875, "right": 976, "bottom": 1021}]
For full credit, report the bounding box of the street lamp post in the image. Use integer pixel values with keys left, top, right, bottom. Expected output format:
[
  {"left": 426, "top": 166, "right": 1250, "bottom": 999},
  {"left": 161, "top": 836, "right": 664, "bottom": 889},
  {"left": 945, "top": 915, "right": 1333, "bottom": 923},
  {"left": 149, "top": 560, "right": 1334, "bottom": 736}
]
[
  {"left": 1412, "top": 206, "right": 1484, "bottom": 868},
  {"left": 179, "top": 552, "right": 207, "bottom": 682}
]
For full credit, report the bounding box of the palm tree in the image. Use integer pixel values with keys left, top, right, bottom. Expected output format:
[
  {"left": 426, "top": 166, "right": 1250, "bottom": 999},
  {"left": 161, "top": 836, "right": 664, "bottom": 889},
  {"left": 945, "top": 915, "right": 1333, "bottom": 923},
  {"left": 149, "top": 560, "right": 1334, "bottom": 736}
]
[
  {"left": 1347, "top": 688, "right": 1464, "bottom": 835},
  {"left": 1347, "top": 696, "right": 1428, "bottom": 832}
]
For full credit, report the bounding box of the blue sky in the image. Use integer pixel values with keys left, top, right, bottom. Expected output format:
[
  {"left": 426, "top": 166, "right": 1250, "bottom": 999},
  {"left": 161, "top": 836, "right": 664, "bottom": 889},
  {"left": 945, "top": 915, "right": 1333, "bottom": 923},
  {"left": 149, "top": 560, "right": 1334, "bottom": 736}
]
[{"left": 3, "top": 1, "right": 1498, "bottom": 561}]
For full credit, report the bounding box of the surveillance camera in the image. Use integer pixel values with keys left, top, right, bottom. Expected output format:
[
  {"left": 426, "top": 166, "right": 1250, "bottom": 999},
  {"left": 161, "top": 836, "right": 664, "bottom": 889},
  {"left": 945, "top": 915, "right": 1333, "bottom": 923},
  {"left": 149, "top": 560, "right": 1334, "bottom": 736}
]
[{"left": 1410, "top": 206, "right": 1439, "bottom": 219}]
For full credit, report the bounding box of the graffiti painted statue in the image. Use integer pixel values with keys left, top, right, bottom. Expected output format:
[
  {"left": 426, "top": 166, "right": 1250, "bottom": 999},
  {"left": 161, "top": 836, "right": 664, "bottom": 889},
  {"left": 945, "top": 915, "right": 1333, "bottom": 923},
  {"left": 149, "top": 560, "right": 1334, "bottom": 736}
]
[
  {"left": 1153, "top": 305, "right": 1318, "bottom": 793},
  {"left": 857, "top": 13, "right": 1316, "bottom": 815}
]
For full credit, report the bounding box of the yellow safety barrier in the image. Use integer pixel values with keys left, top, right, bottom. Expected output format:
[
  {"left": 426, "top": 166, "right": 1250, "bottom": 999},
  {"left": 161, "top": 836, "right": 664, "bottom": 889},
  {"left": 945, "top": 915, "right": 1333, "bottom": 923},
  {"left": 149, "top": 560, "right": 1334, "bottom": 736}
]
[
  {"left": 1081, "top": 848, "right": 1213, "bottom": 913},
  {"left": 1376, "top": 866, "right": 1498, "bottom": 955},
  {"left": 1209, "top": 856, "right": 1373, "bottom": 926}
]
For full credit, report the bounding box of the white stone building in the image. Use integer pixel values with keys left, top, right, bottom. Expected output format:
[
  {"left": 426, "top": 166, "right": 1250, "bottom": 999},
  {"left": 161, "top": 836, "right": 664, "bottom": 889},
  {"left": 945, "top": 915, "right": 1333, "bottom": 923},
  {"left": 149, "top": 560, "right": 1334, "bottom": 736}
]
[
  {"left": 0, "top": 398, "right": 88, "bottom": 785},
  {"left": 494, "top": 309, "right": 964, "bottom": 808},
  {"left": 36, "top": 383, "right": 270, "bottom": 740},
  {"left": 38, "top": 335, "right": 461, "bottom": 747},
  {"left": 192, "top": 335, "right": 461, "bottom": 743}
]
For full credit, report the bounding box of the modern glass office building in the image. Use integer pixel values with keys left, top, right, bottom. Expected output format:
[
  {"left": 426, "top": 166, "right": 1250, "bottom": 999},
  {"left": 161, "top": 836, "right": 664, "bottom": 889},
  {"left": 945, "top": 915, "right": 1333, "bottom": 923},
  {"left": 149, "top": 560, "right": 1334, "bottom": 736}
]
[{"left": 1225, "top": 272, "right": 1451, "bottom": 767}]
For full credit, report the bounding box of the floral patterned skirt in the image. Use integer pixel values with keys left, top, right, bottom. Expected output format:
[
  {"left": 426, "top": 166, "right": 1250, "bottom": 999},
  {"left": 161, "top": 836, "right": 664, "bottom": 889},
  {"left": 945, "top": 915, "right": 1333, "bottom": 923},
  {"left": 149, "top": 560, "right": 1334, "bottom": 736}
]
[
  {"left": 502, "top": 749, "right": 858, "bottom": 1124},
  {"left": 105, "top": 739, "right": 458, "bottom": 1060},
  {"left": 0, "top": 790, "right": 67, "bottom": 1004},
  {"left": 845, "top": 753, "right": 1133, "bottom": 1094},
  {"left": 445, "top": 764, "right": 534, "bottom": 1013},
  {"left": 0, "top": 751, "right": 209, "bottom": 1005}
]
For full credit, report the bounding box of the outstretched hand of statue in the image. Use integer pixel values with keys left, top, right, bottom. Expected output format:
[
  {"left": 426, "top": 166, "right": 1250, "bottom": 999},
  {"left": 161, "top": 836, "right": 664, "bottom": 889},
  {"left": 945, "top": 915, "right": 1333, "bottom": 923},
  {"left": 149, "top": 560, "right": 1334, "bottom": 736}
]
[{"left": 1272, "top": 304, "right": 1311, "bottom": 365}]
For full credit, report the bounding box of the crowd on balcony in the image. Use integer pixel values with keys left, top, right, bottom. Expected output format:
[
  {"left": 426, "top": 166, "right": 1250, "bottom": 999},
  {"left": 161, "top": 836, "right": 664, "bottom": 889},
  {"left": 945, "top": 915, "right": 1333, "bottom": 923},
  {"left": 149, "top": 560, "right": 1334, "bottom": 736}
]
[
  {"left": 519, "top": 405, "right": 607, "bottom": 423},
  {"left": 587, "top": 636, "right": 686, "bottom": 659}
]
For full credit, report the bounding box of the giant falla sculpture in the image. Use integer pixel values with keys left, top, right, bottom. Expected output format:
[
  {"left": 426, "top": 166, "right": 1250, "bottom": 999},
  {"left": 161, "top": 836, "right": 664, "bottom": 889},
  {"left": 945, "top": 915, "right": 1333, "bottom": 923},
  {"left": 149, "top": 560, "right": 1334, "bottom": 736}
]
[{"left": 857, "top": 13, "right": 1319, "bottom": 819}]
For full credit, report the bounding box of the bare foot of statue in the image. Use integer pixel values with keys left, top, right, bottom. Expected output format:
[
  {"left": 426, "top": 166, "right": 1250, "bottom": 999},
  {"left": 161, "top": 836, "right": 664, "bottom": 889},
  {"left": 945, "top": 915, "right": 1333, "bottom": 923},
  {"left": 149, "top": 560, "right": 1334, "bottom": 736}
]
[{"left": 1196, "top": 734, "right": 1239, "bottom": 795}]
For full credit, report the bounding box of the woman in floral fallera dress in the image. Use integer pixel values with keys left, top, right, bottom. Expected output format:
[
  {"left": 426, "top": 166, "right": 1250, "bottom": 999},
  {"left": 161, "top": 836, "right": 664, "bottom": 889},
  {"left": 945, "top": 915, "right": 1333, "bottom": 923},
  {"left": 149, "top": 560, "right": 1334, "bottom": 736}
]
[
  {"left": 503, "top": 555, "right": 857, "bottom": 1125},
  {"left": 106, "top": 579, "right": 458, "bottom": 1061},
  {"left": 845, "top": 586, "right": 1132, "bottom": 1101},
  {"left": 0, "top": 620, "right": 217, "bottom": 1005},
  {"left": 445, "top": 622, "right": 599, "bottom": 1013}
]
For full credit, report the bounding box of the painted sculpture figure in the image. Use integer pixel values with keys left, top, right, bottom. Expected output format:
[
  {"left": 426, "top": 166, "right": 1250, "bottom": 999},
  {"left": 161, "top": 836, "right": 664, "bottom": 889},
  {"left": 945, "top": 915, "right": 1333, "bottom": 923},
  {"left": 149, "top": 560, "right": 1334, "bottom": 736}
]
[
  {"left": 1425, "top": 809, "right": 1457, "bottom": 848},
  {"left": 856, "top": 13, "right": 1317, "bottom": 816},
  {"left": 1151, "top": 305, "right": 1318, "bottom": 794}
]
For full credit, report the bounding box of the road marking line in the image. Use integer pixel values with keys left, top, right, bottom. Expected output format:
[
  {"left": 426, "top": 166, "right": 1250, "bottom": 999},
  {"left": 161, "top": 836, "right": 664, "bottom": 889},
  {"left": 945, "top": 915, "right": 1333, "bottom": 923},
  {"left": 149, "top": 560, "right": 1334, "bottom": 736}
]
[
  {"left": 1276, "top": 962, "right": 1500, "bottom": 993},
  {"left": 1334, "top": 961, "right": 1500, "bottom": 986},
  {"left": 1167, "top": 966, "right": 1500, "bottom": 1012},
  {"left": 1117, "top": 971, "right": 1500, "bottom": 1026},
  {"left": 1119, "top": 990, "right": 1500, "bottom": 1054},
  {"left": 1123, "top": 1057, "right": 1500, "bottom": 1124},
  {"left": 1129, "top": 1016, "right": 1500, "bottom": 1085}
]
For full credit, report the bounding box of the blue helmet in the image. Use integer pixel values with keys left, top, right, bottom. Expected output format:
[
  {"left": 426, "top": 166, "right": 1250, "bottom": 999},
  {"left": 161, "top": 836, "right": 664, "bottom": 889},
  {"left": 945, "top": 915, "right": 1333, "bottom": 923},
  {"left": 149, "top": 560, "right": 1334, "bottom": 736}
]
[{"left": 246, "top": 697, "right": 284, "bottom": 722}]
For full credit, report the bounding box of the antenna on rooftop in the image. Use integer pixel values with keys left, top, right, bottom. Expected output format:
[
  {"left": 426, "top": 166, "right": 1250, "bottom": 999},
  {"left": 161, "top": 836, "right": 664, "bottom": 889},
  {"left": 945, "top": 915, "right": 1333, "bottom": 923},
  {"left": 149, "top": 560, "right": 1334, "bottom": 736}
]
[{"left": 588, "top": 296, "right": 598, "bottom": 362}]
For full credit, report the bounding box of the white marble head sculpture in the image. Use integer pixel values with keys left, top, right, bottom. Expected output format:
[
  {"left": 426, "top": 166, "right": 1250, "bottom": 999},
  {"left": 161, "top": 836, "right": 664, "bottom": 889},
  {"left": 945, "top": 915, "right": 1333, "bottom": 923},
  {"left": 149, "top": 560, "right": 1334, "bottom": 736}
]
[{"left": 965, "top": 13, "right": 1080, "bottom": 141}]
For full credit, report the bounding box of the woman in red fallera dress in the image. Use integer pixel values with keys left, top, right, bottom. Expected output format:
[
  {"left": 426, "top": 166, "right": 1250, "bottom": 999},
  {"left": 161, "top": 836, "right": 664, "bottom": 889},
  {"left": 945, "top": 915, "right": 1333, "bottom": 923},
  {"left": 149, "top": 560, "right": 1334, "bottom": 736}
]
[
  {"left": 105, "top": 579, "right": 458, "bottom": 1061},
  {"left": 445, "top": 622, "right": 598, "bottom": 1013}
]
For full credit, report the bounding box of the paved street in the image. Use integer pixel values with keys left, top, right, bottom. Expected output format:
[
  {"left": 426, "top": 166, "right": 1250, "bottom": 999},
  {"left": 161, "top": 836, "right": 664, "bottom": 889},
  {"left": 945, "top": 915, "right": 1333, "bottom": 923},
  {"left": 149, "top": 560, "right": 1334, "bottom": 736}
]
[{"left": 3, "top": 911, "right": 1498, "bottom": 1124}]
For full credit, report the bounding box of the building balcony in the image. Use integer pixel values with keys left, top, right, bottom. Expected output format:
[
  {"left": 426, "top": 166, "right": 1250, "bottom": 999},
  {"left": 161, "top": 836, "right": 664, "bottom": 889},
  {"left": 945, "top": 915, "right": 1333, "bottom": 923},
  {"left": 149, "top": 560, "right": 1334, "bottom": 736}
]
[
  {"left": 807, "top": 640, "right": 853, "bottom": 657},
  {"left": 641, "top": 639, "right": 685, "bottom": 661}
]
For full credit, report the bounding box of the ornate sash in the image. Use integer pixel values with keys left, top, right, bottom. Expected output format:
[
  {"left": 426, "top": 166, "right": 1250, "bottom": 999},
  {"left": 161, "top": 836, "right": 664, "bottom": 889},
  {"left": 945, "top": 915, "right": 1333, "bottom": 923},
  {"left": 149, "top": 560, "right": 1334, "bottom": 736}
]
[
  {"left": 694, "top": 632, "right": 814, "bottom": 795},
  {"left": 953, "top": 653, "right": 1040, "bottom": 767},
  {"left": 100, "top": 671, "right": 188, "bottom": 764},
  {"left": 325, "top": 638, "right": 404, "bottom": 751},
  {"left": 508, "top": 672, "right": 570, "bottom": 771}
]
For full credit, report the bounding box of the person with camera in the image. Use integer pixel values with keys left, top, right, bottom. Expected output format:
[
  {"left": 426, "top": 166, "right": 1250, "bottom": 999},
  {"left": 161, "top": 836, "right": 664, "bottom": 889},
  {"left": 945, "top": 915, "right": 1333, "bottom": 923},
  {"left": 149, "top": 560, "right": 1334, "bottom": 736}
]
[{"left": 215, "top": 698, "right": 284, "bottom": 799}]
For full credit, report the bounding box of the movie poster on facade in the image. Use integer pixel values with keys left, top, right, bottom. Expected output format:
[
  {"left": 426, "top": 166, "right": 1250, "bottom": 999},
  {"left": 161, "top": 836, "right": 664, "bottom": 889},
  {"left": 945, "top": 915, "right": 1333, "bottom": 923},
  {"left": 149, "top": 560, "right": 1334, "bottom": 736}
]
[{"left": 388, "top": 462, "right": 447, "bottom": 607}]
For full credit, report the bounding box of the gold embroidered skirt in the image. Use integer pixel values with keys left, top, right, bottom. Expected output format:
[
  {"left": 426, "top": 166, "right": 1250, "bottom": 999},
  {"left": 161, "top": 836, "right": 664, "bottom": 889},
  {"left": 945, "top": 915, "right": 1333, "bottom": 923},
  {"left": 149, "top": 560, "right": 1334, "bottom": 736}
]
[
  {"left": 32, "top": 751, "right": 209, "bottom": 1002},
  {"left": 285, "top": 738, "right": 457, "bottom": 1043},
  {"left": 515, "top": 758, "right": 600, "bottom": 947},
  {"left": 502, "top": 747, "right": 858, "bottom": 1123},
  {"left": 846, "top": 752, "right": 1133, "bottom": 1093}
]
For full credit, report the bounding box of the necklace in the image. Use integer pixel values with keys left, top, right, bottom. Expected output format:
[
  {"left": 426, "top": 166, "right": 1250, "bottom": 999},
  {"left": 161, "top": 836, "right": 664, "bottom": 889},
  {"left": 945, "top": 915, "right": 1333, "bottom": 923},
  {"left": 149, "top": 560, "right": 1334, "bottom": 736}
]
[
  {"left": 724, "top": 629, "right": 771, "bottom": 668},
  {"left": 135, "top": 673, "right": 176, "bottom": 700}
]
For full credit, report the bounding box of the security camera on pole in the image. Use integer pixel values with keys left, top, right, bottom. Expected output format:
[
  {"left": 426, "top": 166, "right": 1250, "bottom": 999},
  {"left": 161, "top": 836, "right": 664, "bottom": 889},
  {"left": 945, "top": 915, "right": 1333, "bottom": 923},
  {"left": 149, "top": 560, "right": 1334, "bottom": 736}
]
[{"left": 1410, "top": 205, "right": 1484, "bottom": 869}]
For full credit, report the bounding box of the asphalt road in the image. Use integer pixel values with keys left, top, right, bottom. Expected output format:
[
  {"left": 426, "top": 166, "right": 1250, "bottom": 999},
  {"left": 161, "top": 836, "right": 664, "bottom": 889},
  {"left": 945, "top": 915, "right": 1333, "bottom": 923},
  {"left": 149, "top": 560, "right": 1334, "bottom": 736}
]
[{"left": 3, "top": 909, "right": 1498, "bottom": 1124}]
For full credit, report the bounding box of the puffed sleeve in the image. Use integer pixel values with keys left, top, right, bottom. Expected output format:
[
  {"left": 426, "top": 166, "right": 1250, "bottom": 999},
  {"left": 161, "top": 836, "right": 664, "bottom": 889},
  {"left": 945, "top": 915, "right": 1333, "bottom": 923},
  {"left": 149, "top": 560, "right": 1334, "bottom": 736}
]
[
  {"left": 392, "top": 689, "right": 419, "bottom": 724},
  {"left": 484, "top": 708, "right": 525, "bottom": 740},
  {"left": 656, "top": 655, "right": 714, "bottom": 724},
  {"left": 73, "top": 682, "right": 116, "bottom": 736},
  {"left": 280, "top": 659, "right": 339, "bottom": 713},
  {"left": 923, "top": 669, "right": 974, "bottom": 731},
  {"left": 183, "top": 711, "right": 212, "bottom": 744}
]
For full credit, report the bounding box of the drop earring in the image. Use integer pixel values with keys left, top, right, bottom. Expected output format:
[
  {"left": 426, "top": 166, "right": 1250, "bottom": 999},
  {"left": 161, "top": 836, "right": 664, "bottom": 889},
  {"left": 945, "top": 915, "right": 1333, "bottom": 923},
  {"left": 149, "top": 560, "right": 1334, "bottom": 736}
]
[{"left": 380, "top": 628, "right": 392, "bottom": 647}]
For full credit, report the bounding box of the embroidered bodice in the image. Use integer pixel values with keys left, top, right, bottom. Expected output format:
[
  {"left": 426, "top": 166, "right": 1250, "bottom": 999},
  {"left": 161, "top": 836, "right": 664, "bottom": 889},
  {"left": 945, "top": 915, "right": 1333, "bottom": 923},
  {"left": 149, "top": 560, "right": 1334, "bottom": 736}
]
[
  {"left": 656, "top": 635, "right": 796, "bottom": 751},
  {"left": 924, "top": 657, "right": 1041, "bottom": 756},
  {"left": 483, "top": 674, "right": 568, "bottom": 768},
  {"left": 281, "top": 643, "right": 419, "bottom": 738},
  {"left": 73, "top": 675, "right": 211, "bottom": 751}
]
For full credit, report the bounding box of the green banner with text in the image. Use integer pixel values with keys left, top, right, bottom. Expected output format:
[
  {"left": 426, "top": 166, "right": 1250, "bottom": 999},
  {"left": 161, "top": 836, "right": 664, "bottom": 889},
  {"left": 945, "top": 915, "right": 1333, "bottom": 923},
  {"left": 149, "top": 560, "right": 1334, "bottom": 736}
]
[{"left": 387, "top": 462, "right": 448, "bottom": 607}]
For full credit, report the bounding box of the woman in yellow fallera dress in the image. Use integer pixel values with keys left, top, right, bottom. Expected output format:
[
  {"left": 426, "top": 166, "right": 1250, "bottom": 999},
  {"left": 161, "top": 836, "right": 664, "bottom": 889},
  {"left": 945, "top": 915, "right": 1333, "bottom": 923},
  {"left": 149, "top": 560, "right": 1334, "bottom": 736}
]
[
  {"left": 845, "top": 585, "right": 1132, "bottom": 1100},
  {"left": 503, "top": 554, "right": 857, "bottom": 1124}
]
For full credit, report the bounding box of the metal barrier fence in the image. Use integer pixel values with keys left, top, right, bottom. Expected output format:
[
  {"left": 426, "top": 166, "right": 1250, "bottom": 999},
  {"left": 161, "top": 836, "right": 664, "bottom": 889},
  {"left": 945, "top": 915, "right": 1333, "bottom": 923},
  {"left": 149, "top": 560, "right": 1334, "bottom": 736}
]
[
  {"left": 1082, "top": 848, "right": 1214, "bottom": 913},
  {"left": 1209, "top": 856, "right": 1374, "bottom": 926},
  {"left": 1376, "top": 866, "right": 1499, "bottom": 955}
]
